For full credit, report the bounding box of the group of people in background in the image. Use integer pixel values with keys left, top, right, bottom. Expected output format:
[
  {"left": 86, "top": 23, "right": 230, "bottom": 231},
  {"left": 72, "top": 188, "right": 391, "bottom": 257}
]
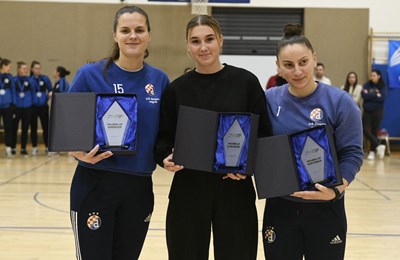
[
  {"left": 0, "top": 58, "right": 70, "bottom": 157},
  {"left": 266, "top": 60, "right": 387, "bottom": 161},
  {"left": 337, "top": 68, "right": 386, "bottom": 160}
]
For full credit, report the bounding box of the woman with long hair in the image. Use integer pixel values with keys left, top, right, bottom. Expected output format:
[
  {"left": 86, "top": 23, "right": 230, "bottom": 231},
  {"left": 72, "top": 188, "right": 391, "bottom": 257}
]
[
  {"left": 263, "top": 24, "right": 364, "bottom": 260},
  {"left": 12, "top": 61, "right": 34, "bottom": 156},
  {"left": 155, "top": 15, "right": 271, "bottom": 260},
  {"left": 0, "top": 58, "right": 15, "bottom": 157},
  {"left": 52, "top": 66, "right": 70, "bottom": 93},
  {"left": 362, "top": 69, "right": 387, "bottom": 160},
  {"left": 30, "top": 60, "right": 52, "bottom": 155},
  {"left": 341, "top": 71, "right": 363, "bottom": 107},
  {"left": 68, "top": 6, "right": 169, "bottom": 259}
]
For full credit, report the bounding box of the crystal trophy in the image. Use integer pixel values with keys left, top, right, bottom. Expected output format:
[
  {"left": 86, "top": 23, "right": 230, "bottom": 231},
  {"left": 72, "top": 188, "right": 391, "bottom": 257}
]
[
  {"left": 95, "top": 94, "right": 137, "bottom": 153},
  {"left": 214, "top": 114, "right": 251, "bottom": 173},
  {"left": 300, "top": 136, "right": 325, "bottom": 183},
  {"left": 291, "top": 126, "right": 339, "bottom": 190},
  {"left": 101, "top": 100, "right": 129, "bottom": 148},
  {"left": 223, "top": 119, "right": 245, "bottom": 167}
]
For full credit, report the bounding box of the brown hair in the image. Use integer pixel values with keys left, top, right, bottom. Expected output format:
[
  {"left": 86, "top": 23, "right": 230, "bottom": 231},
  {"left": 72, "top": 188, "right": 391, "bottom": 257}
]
[
  {"left": 56, "top": 66, "right": 70, "bottom": 78},
  {"left": 17, "top": 61, "right": 27, "bottom": 70},
  {"left": 186, "top": 15, "right": 223, "bottom": 44},
  {"left": 30, "top": 60, "right": 41, "bottom": 76},
  {"left": 0, "top": 58, "right": 11, "bottom": 68},
  {"left": 103, "top": 6, "right": 151, "bottom": 79},
  {"left": 276, "top": 23, "right": 314, "bottom": 58},
  {"left": 343, "top": 71, "right": 358, "bottom": 92}
]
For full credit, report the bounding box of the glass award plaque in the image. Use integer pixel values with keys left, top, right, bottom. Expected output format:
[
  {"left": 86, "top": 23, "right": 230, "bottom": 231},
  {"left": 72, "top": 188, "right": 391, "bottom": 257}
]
[
  {"left": 214, "top": 114, "right": 251, "bottom": 173},
  {"left": 101, "top": 101, "right": 129, "bottom": 148},
  {"left": 300, "top": 136, "right": 325, "bottom": 183},
  {"left": 95, "top": 94, "right": 137, "bottom": 154},
  {"left": 223, "top": 119, "right": 245, "bottom": 167},
  {"left": 291, "top": 126, "right": 339, "bottom": 190},
  {"left": 172, "top": 106, "right": 259, "bottom": 175}
]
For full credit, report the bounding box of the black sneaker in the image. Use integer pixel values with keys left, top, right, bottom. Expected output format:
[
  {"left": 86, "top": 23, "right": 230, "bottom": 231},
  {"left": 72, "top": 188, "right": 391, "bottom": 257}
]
[
  {"left": 11, "top": 149, "right": 16, "bottom": 155},
  {"left": 20, "top": 150, "right": 29, "bottom": 156}
]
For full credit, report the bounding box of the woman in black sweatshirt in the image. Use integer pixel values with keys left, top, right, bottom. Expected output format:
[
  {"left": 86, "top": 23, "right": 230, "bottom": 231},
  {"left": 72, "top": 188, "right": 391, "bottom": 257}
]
[{"left": 155, "top": 15, "right": 272, "bottom": 260}]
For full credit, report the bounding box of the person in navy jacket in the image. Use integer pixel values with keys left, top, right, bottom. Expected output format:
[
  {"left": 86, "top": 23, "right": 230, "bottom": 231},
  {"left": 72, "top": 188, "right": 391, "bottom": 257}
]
[
  {"left": 12, "top": 61, "right": 34, "bottom": 155},
  {"left": 0, "top": 58, "right": 15, "bottom": 157},
  {"left": 30, "top": 60, "right": 52, "bottom": 155},
  {"left": 263, "top": 24, "right": 363, "bottom": 260},
  {"left": 361, "top": 69, "right": 387, "bottom": 160},
  {"left": 52, "top": 66, "right": 70, "bottom": 93}
]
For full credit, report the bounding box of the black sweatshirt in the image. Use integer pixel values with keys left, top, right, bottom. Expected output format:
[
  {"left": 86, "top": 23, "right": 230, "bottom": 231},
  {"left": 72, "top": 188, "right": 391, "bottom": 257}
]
[{"left": 155, "top": 64, "right": 272, "bottom": 166}]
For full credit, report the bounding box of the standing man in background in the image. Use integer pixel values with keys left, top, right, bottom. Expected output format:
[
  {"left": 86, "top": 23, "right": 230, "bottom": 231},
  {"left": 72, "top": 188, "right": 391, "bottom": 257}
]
[{"left": 314, "top": 62, "right": 332, "bottom": 85}]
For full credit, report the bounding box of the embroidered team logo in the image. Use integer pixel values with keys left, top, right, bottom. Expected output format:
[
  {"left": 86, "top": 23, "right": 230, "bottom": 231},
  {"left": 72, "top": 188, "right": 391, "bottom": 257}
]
[
  {"left": 87, "top": 212, "right": 102, "bottom": 230},
  {"left": 4, "top": 78, "right": 9, "bottom": 84},
  {"left": 264, "top": 226, "right": 276, "bottom": 243},
  {"left": 145, "top": 84, "right": 155, "bottom": 96},
  {"left": 310, "top": 108, "right": 323, "bottom": 121},
  {"left": 24, "top": 81, "right": 29, "bottom": 87}
]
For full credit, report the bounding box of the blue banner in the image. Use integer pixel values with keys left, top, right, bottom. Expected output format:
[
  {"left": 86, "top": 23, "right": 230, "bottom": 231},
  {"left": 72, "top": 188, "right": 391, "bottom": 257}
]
[
  {"left": 388, "top": 40, "right": 400, "bottom": 88},
  {"left": 148, "top": 0, "right": 250, "bottom": 3}
]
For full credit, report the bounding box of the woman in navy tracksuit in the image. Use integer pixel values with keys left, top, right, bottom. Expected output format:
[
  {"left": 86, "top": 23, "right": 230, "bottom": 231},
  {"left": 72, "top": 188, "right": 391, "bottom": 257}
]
[
  {"left": 361, "top": 69, "right": 387, "bottom": 160},
  {"left": 68, "top": 6, "right": 169, "bottom": 260},
  {"left": 30, "top": 60, "right": 53, "bottom": 155},
  {"left": 262, "top": 24, "right": 363, "bottom": 260},
  {"left": 12, "top": 61, "right": 34, "bottom": 155},
  {"left": 0, "top": 58, "right": 15, "bottom": 157},
  {"left": 52, "top": 66, "right": 70, "bottom": 93}
]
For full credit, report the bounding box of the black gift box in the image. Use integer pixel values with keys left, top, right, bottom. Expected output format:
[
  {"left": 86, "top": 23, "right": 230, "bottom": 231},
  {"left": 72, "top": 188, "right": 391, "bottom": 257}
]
[
  {"left": 253, "top": 125, "right": 342, "bottom": 199},
  {"left": 48, "top": 93, "right": 137, "bottom": 155},
  {"left": 173, "top": 106, "right": 259, "bottom": 175}
]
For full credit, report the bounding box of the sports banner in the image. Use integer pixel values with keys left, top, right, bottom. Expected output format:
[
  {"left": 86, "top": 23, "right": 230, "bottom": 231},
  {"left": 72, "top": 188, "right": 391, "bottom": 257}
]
[
  {"left": 148, "top": 0, "right": 250, "bottom": 3},
  {"left": 388, "top": 40, "right": 400, "bottom": 88}
]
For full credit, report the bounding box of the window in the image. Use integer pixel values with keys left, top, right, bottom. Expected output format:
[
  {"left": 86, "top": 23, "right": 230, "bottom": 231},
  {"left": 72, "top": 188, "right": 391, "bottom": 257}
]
[{"left": 212, "top": 8, "right": 303, "bottom": 55}]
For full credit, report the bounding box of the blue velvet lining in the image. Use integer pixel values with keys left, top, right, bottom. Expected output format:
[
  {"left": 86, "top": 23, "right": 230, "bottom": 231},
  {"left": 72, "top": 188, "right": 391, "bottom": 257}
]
[
  {"left": 214, "top": 114, "right": 251, "bottom": 173},
  {"left": 95, "top": 95, "right": 137, "bottom": 151},
  {"left": 290, "top": 127, "right": 337, "bottom": 190}
]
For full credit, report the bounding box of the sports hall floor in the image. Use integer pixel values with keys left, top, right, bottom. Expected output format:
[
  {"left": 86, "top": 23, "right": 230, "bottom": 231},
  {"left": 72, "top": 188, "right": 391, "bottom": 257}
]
[{"left": 0, "top": 146, "right": 399, "bottom": 260}]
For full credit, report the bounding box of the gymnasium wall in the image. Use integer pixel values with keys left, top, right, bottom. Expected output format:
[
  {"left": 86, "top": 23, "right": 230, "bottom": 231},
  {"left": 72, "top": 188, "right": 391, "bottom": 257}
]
[
  {"left": 304, "top": 8, "right": 369, "bottom": 86},
  {"left": 0, "top": 1, "right": 368, "bottom": 85},
  {"left": 0, "top": 2, "right": 194, "bottom": 82}
]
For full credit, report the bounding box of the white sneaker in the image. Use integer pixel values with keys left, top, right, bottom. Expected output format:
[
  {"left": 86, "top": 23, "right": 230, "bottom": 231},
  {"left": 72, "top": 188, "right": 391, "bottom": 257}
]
[
  {"left": 6, "top": 147, "right": 13, "bottom": 158},
  {"left": 32, "top": 147, "right": 38, "bottom": 156},
  {"left": 376, "top": 144, "right": 386, "bottom": 159},
  {"left": 367, "top": 151, "right": 375, "bottom": 160}
]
